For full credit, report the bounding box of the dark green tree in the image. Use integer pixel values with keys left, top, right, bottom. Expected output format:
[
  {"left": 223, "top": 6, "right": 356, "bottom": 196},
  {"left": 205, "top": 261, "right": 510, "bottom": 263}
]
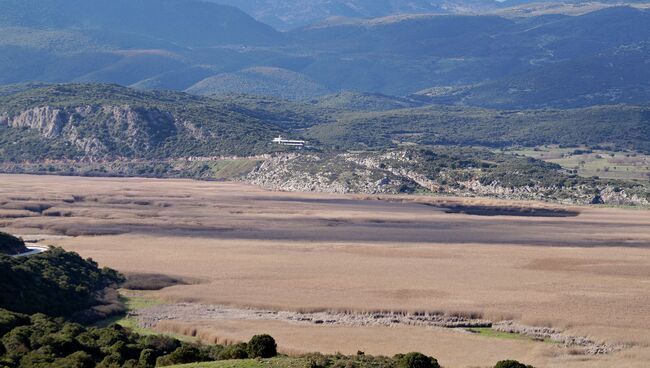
[
  {"left": 138, "top": 348, "right": 157, "bottom": 368},
  {"left": 398, "top": 352, "right": 440, "bottom": 368},
  {"left": 248, "top": 334, "right": 277, "bottom": 358},
  {"left": 494, "top": 360, "right": 535, "bottom": 368}
]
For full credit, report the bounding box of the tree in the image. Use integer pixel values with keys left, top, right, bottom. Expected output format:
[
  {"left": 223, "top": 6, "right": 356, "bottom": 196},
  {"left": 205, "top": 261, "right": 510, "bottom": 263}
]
[
  {"left": 494, "top": 360, "right": 535, "bottom": 368},
  {"left": 248, "top": 334, "right": 277, "bottom": 358},
  {"left": 52, "top": 351, "right": 95, "bottom": 368},
  {"left": 397, "top": 352, "right": 440, "bottom": 368},
  {"left": 138, "top": 348, "right": 157, "bottom": 368}
]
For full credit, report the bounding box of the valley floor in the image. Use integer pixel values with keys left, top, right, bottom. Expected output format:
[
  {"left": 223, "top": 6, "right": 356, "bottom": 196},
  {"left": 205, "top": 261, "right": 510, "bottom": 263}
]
[{"left": 0, "top": 174, "right": 649, "bottom": 367}]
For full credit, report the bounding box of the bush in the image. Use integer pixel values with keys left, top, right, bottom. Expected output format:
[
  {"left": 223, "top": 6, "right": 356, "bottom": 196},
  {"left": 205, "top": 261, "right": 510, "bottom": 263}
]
[
  {"left": 52, "top": 351, "right": 95, "bottom": 368},
  {"left": 248, "top": 334, "right": 277, "bottom": 358},
  {"left": 397, "top": 352, "right": 440, "bottom": 368},
  {"left": 138, "top": 348, "right": 157, "bottom": 368},
  {"left": 494, "top": 360, "right": 535, "bottom": 368},
  {"left": 218, "top": 343, "right": 249, "bottom": 360},
  {"left": 122, "top": 273, "right": 186, "bottom": 290},
  {"left": 171, "top": 345, "right": 208, "bottom": 364}
]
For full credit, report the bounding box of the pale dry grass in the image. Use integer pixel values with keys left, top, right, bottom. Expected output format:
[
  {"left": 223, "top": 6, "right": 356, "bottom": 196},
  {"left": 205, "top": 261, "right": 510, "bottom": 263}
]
[
  {"left": 154, "top": 320, "right": 650, "bottom": 368},
  {"left": 1, "top": 174, "right": 649, "bottom": 367}
]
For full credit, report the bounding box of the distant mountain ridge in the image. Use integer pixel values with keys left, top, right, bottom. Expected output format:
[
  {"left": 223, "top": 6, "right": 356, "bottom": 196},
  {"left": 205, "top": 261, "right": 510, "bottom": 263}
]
[
  {"left": 210, "top": 0, "right": 506, "bottom": 29},
  {"left": 186, "top": 67, "right": 330, "bottom": 101},
  {"left": 0, "top": 0, "right": 282, "bottom": 47},
  {"left": 0, "top": 1, "right": 648, "bottom": 108}
]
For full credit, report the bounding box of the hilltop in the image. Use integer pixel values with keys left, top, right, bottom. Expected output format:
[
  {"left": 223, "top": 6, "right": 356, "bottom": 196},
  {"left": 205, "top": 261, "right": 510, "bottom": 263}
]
[
  {"left": 187, "top": 67, "right": 330, "bottom": 101},
  {"left": 0, "top": 232, "right": 27, "bottom": 255},
  {"left": 0, "top": 84, "right": 292, "bottom": 161}
]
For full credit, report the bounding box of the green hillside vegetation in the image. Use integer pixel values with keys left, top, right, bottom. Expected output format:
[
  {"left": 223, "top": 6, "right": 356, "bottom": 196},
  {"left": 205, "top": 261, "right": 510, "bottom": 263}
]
[
  {"left": 307, "top": 104, "right": 650, "bottom": 153},
  {"left": 2, "top": 83, "right": 649, "bottom": 163},
  {"left": 187, "top": 67, "right": 330, "bottom": 101},
  {"left": 0, "top": 232, "right": 27, "bottom": 255},
  {"left": 312, "top": 91, "right": 424, "bottom": 111},
  {"left": 0, "top": 312, "right": 279, "bottom": 368},
  {"left": 0, "top": 248, "right": 123, "bottom": 318},
  {"left": 0, "top": 84, "right": 295, "bottom": 161}
]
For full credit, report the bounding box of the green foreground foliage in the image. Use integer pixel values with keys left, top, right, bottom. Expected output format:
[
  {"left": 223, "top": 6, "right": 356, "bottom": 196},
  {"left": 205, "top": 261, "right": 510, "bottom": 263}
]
[
  {"left": 0, "top": 248, "right": 123, "bottom": 319},
  {"left": 0, "top": 314, "right": 278, "bottom": 368}
]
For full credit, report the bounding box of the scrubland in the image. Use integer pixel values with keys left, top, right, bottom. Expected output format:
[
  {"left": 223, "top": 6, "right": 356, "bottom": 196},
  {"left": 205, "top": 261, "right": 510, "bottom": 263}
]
[{"left": 1, "top": 174, "right": 649, "bottom": 367}]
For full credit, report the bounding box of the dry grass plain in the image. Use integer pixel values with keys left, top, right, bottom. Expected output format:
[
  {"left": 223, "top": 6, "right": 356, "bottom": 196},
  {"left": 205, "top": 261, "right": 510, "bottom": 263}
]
[{"left": 1, "top": 174, "right": 649, "bottom": 367}]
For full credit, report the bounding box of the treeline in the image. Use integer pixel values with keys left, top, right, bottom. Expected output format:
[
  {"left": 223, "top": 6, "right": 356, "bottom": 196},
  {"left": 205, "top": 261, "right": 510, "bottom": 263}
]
[
  {"left": 0, "top": 248, "right": 123, "bottom": 319},
  {"left": 0, "top": 311, "right": 279, "bottom": 368},
  {"left": 0, "top": 315, "right": 534, "bottom": 368}
]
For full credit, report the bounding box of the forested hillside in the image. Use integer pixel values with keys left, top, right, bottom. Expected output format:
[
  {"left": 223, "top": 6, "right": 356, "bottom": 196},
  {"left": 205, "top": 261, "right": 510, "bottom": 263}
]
[
  {"left": 0, "top": 84, "right": 648, "bottom": 165},
  {"left": 307, "top": 105, "right": 650, "bottom": 152},
  {"left": 0, "top": 84, "right": 291, "bottom": 161}
]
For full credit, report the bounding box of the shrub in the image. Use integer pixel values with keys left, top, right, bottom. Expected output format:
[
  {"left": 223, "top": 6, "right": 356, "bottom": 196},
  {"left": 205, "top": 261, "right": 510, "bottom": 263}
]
[
  {"left": 138, "top": 348, "right": 157, "bottom": 368},
  {"left": 143, "top": 334, "right": 180, "bottom": 354},
  {"left": 52, "top": 351, "right": 95, "bottom": 368},
  {"left": 218, "top": 343, "right": 249, "bottom": 360},
  {"left": 157, "top": 345, "right": 208, "bottom": 366},
  {"left": 397, "top": 352, "right": 440, "bottom": 368},
  {"left": 248, "top": 334, "right": 277, "bottom": 358},
  {"left": 122, "top": 273, "right": 186, "bottom": 290},
  {"left": 0, "top": 308, "right": 29, "bottom": 336},
  {"left": 494, "top": 360, "right": 535, "bottom": 368}
]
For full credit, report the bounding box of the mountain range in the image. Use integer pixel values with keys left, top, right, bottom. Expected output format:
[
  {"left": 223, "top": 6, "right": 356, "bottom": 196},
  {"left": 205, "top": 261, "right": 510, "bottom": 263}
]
[
  {"left": 0, "top": 0, "right": 648, "bottom": 109},
  {"left": 209, "top": 0, "right": 506, "bottom": 30}
]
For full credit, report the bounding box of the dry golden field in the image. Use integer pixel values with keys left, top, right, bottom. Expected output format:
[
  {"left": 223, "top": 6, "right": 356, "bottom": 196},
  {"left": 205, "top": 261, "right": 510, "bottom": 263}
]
[{"left": 1, "top": 174, "right": 649, "bottom": 367}]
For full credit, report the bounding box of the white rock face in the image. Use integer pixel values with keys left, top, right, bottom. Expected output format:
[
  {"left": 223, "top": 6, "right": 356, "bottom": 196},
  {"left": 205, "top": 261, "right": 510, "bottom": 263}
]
[
  {"left": 4, "top": 104, "right": 178, "bottom": 158},
  {"left": 9, "top": 106, "right": 67, "bottom": 138}
]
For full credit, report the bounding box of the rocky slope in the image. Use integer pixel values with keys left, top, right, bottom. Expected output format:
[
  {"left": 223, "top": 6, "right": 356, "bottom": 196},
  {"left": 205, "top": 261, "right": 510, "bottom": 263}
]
[
  {"left": 1, "top": 105, "right": 178, "bottom": 157},
  {"left": 247, "top": 149, "right": 650, "bottom": 206},
  {"left": 0, "top": 84, "right": 288, "bottom": 161}
]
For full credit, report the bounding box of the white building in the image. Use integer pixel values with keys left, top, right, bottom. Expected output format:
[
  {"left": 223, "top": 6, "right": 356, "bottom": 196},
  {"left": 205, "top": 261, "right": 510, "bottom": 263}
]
[{"left": 272, "top": 135, "right": 307, "bottom": 148}]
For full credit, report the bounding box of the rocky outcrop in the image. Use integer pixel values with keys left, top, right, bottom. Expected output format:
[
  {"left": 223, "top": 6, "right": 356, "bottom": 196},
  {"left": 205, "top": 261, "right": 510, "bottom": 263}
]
[
  {"left": 6, "top": 106, "right": 68, "bottom": 137},
  {"left": 247, "top": 153, "right": 419, "bottom": 194},
  {"left": 246, "top": 151, "right": 650, "bottom": 206},
  {"left": 1, "top": 105, "right": 178, "bottom": 158}
]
